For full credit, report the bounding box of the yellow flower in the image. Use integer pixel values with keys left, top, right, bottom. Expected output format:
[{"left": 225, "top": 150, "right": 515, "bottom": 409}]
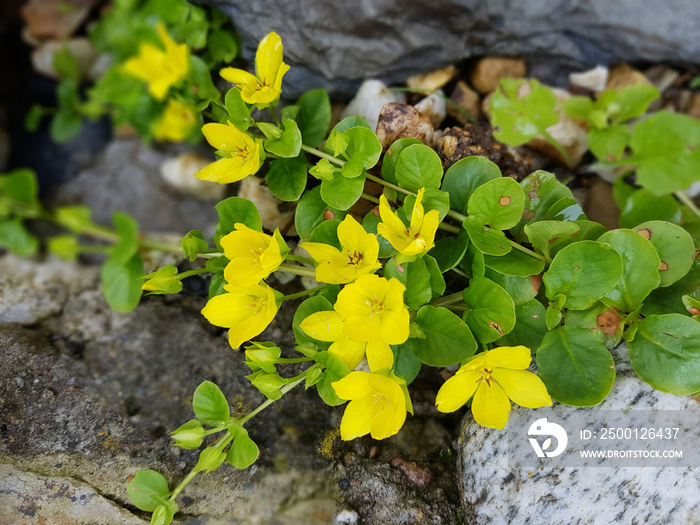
[
  {"left": 122, "top": 23, "right": 189, "bottom": 101},
  {"left": 334, "top": 274, "right": 410, "bottom": 347},
  {"left": 194, "top": 122, "right": 262, "bottom": 184},
  {"left": 435, "top": 346, "right": 552, "bottom": 429},
  {"left": 332, "top": 370, "right": 413, "bottom": 440},
  {"left": 220, "top": 32, "right": 290, "bottom": 106},
  {"left": 300, "top": 215, "right": 381, "bottom": 284},
  {"left": 299, "top": 310, "right": 394, "bottom": 370},
  {"left": 220, "top": 223, "right": 285, "bottom": 287},
  {"left": 377, "top": 188, "right": 440, "bottom": 256},
  {"left": 201, "top": 283, "right": 280, "bottom": 349},
  {"left": 153, "top": 99, "right": 197, "bottom": 142}
]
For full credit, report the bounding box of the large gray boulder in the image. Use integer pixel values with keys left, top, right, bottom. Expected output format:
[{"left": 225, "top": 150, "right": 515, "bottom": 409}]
[{"left": 207, "top": 0, "right": 700, "bottom": 98}]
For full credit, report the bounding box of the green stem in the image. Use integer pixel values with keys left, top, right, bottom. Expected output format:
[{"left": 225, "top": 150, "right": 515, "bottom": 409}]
[
  {"left": 300, "top": 144, "right": 344, "bottom": 166},
  {"left": 365, "top": 173, "right": 413, "bottom": 196},
  {"left": 430, "top": 291, "right": 465, "bottom": 308},
  {"left": 178, "top": 267, "right": 210, "bottom": 280},
  {"left": 438, "top": 222, "right": 460, "bottom": 234},
  {"left": 138, "top": 237, "right": 183, "bottom": 254},
  {"left": 168, "top": 471, "right": 198, "bottom": 503},
  {"left": 361, "top": 192, "right": 380, "bottom": 204},
  {"left": 541, "top": 129, "right": 574, "bottom": 169},
  {"left": 285, "top": 254, "right": 316, "bottom": 266},
  {"left": 276, "top": 357, "right": 315, "bottom": 364},
  {"left": 282, "top": 283, "right": 326, "bottom": 301},
  {"left": 278, "top": 262, "right": 317, "bottom": 278},
  {"left": 675, "top": 191, "right": 700, "bottom": 220},
  {"left": 239, "top": 377, "right": 304, "bottom": 426},
  {"left": 508, "top": 239, "right": 547, "bottom": 262},
  {"left": 270, "top": 110, "right": 281, "bottom": 127}
]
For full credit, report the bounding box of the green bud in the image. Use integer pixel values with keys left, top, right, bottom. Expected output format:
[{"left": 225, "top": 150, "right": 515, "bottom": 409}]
[
  {"left": 150, "top": 503, "right": 175, "bottom": 525},
  {"left": 294, "top": 342, "right": 318, "bottom": 358},
  {"left": 245, "top": 371, "right": 287, "bottom": 400},
  {"left": 244, "top": 342, "right": 281, "bottom": 374},
  {"left": 169, "top": 419, "right": 205, "bottom": 450},
  {"left": 325, "top": 130, "right": 348, "bottom": 157},
  {"left": 48, "top": 234, "right": 80, "bottom": 261},
  {"left": 181, "top": 230, "right": 209, "bottom": 261},
  {"left": 257, "top": 121, "right": 282, "bottom": 140},
  {"left": 193, "top": 446, "right": 226, "bottom": 473},
  {"left": 141, "top": 264, "right": 183, "bottom": 295},
  {"left": 305, "top": 364, "right": 323, "bottom": 388},
  {"left": 309, "top": 159, "right": 340, "bottom": 181}
]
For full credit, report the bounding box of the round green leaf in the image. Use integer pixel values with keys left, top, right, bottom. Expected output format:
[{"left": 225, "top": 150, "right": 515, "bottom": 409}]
[
  {"left": 266, "top": 154, "right": 308, "bottom": 201},
  {"left": 499, "top": 299, "right": 547, "bottom": 349},
  {"left": 462, "top": 276, "right": 516, "bottom": 343},
  {"left": 394, "top": 143, "right": 444, "bottom": 192},
  {"left": 215, "top": 197, "right": 262, "bottom": 239},
  {"left": 628, "top": 314, "right": 700, "bottom": 395},
  {"left": 441, "top": 156, "right": 501, "bottom": 215},
  {"left": 634, "top": 221, "right": 695, "bottom": 287},
  {"left": 483, "top": 249, "right": 545, "bottom": 277},
  {"left": 331, "top": 116, "right": 371, "bottom": 133},
  {"left": 0, "top": 218, "right": 39, "bottom": 256},
  {"left": 381, "top": 137, "right": 422, "bottom": 184},
  {"left": 524, "top": 220, "right": 580, "bottom": 262},
  {"left": 643, "top": 259, "right": 700, "bottom": 316},
  {"left": 467, "top": 177, "right": 525, "bottom": 230},
  {"left": 384, "top": 258, "right": 432, "bottom": 309},
  {"left": 409, "top": 305, "right": 477, "bottom": 366},
  {"left": 264, "top": 119, "right": 302, "bottom": 158},
  {"left": 484, "top": 267, "right": 538, "bottom": 306},
  {"left": 362, "top": 212, "right": 397, "bottom": 258},
  {"left": 308, "top": 218, "right": 341, "bottom": 249},
  {"left": 344, "top": 126, "right": 382, "bottom": 170},
  {"left": 295, "top": 186, "right": 346, "bottom": 240},
  {"left": 392, "top": 342, "right": 422, "bottom": 384},
  {"left": 597, "top": 229, "right": 660, "bottom": 311},
  {"left": 126, "top": 470, "right": 170, "bottom": 512},
  {"left": 295, "top": 88, "right": 331, "bottom": 147},
  {"left": 463, "top": 215, "right": 511, "bottom": 256},
  {"left": 227, "top": 427, "right": 260, "bottom": 469},
  {"left": 320, "top": 174, "right": 365, "bottom": 211},
  {"left": 548, "top": 220, "right": 608, "bottom": 258},
  {"left": 543, "top": 240, "right": 623, "bottom": 310},
  {"left": 430, "top": 228, "right": 469, "bottom": 272},
  {"left": 193, "top": 381, "right": 230, "bottom": 427},
  {"left": 101, "top": 253, "right": 143, "bottom": 313},
  {"left": 536, "top": 326, "right": 615, "bottom": 406},
  {"left": 619, "top": 188, "right": 681, "bottom": 229},
  {"left": 565, "top": 302, "right": 624, "bottom": 349}
]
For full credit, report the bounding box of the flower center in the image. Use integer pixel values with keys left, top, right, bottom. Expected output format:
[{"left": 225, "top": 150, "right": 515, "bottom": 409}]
[
  {"left": 475, "top": 368, "right": 495, "bottom": 387},
  {"left": 366, "top": 296, "right": 385, "bottom": 317},
  {"left": 250, "top": 246, "right": 264, "bottom": 263},
  {"left": 248, "top": 296, "right": 266, "bottom": 315},
  {"left": 347, "top": 249, "right": 364, "bottom": 266},
  {"left": 233, "top": 146, "right": 250, "bottom": 160}
]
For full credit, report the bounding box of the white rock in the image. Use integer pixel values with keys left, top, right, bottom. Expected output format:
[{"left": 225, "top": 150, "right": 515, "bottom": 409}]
[
  {"left": 458, "top": 343, "right": 700, "bottom": 524},
  {"left": 334, "top": 508, "right": 360, "bottom": 524},
  {"left": 340, "top": 80, "right": 406, "bottom": 132},
  {"left": 414, "top": 90, "right": 447, "bottom": 128},
  {"left": 31, "top": 38, "right": 98, "bottom": 80},
  {"left": 684, "top": 180, "right": 700, "bottom": 198},
  {"left": 569, "top": 65, "right": 608, "bottom": 92},
  {"left": 160, "top": 153, "right": 226, "bottom": 202},
  {"left": 238, "top": 176, "right": 295, "bottom": 234}
]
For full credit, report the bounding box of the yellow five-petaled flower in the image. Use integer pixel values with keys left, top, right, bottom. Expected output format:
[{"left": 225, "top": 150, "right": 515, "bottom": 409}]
[
  {"left": 220, "top": 32, "right": 290, "bottom": 106},
  {"left": 220, "top": 223, "right": 286, "bottom": 287},
  {"left": 201, "top": 282, "right": 280, "bottom": 349},
  {"left": 377, "top": 188, "right": 440, "bottom": 257},
  {"left": 435, "top": 346, "right": 552, "bottom": 429},
  {"left": 153, "top": 99, "right": 197, "bottom": 142},
  {"left": 332, "top": 370, "right": 413, "bottom": 440},
  {"left": 300, "top": 275, "right": 409, "bottom": 371},
  {"left": 195, "top": 122, "right": 262, "bottom": 184},
  {"left": 122, "top": 23, "right": 190, "bottom": 101},
  {"left": 301, "top": 215, "right": 381, "bottom": 284}
]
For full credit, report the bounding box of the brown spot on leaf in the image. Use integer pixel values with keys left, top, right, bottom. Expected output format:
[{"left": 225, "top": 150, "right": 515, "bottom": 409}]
[
  {"left": 499, "top": 196, "right": 511, "bottom": 206},
  {"left": 597, "top": 310, "right": 621, "bottom": 337},
  {"left": 488, "top": 321, "right": 505, "bottom": 335},
  {"left": 530, "top": 274, "right": 542, "bottom": 294},
  {"left": 323, "top": 209, "right": 335, "bottom": 220},
  {"left": 689, "top": 307, "right": 700, "bottom": 316},
  {"left": 396, "top": 263, "right": 405, "bottom": 273},
  {"left": 371, "top": 206, "right": 380, "bottom": 217},
  {"left": 693, "top": 250, "right": 699, "bottom": 261},
  {"left": 659, "top": 261, "right": 669, "bottom": 271},
  {"left": 522, "top": 209, "right": 535, "bottom": 220},
  {"left": 637, "top": 228, "right": 652, "bottom": 240},
  {"left": 548, "top": 237, "right": 559, "bottom": 244}
]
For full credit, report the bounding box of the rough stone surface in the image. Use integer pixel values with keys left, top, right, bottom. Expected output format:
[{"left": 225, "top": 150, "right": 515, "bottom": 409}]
[
  {"left": 457, "top": 343, "right": 700, "bottom": 524},
  {"left": 205, "top": 0, "right": 700, "bottom": 98},
  {"left": 50, "top": 137, "right": 219, "bottom": 234}
]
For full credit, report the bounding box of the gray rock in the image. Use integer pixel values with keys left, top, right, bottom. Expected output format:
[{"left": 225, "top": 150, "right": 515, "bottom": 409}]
[
  {"left": 206, "top": 0, "right": 700, "bottom": 98},
  {"left": 457, "top": 344, "right": 700, "bottom": 524}
]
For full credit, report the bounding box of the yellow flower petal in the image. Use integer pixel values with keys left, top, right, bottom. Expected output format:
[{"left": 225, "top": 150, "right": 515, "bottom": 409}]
[
  {"left": 492, "top": 368, "right": 552, "bottom": 409},
  {"left": 339, "top": 397, "right": 376, "bottom": 440},
  {"left": 435, "top": 370, "right": 480, "bottom": 412},
  {"left": 337, "top": 215, "right": 367, "bottom": 252},
  {"left": 471, "top": 382, "right": 511, "bottom": 429},
  {"left": 220, "top": 67, "right": 260, "bottom": 102},
  {"left": 484, "top": 345, "right": 532, "bottom": 370},
  {"left": 332, "top": 371, "right": 372, "bottom": 400},
  {"left": 370, "top": 399, "right": 406, "bottom": 440},
  {"left": 329, "top": 338, "right": 366, "bottom": 370},
  {"left": 379, "top": 309, "right": 409, "bottom": 345},
  {"left": 299, "top": 310, "right": 345, "bottom": 342},
  {"left": 344, "top": 313, "right": 382, "bottom": 341},
  {"left": 255, "top": 32, "right": 283, "bottom": 86},
  {"left": 365, "top": 340, "right": 394, "bottom": 371},
  {"left": 201, "top": 122, "right": 247, "bottom": 151}
]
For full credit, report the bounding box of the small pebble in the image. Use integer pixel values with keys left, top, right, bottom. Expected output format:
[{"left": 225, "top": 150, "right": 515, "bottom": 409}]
[
  {"left": 406, "top": 65, "right": 456, "bottom": 92},
  {"left": 341, "top": 80, "right": 406, "bottom": 132},
  {"left": 471, "top": 57, "right": 526, "bottom": 94},
  {"left": 569, "top": 65, "right": 608, "bottom": 93},
  {"left": 334, "top": 508, "right": 359, "bottom": 524}
]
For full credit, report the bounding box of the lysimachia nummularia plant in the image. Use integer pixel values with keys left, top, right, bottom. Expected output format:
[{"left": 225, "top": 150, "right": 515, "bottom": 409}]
[{"left": 3, "top": 30, "right": 699, "bottom": 524}]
